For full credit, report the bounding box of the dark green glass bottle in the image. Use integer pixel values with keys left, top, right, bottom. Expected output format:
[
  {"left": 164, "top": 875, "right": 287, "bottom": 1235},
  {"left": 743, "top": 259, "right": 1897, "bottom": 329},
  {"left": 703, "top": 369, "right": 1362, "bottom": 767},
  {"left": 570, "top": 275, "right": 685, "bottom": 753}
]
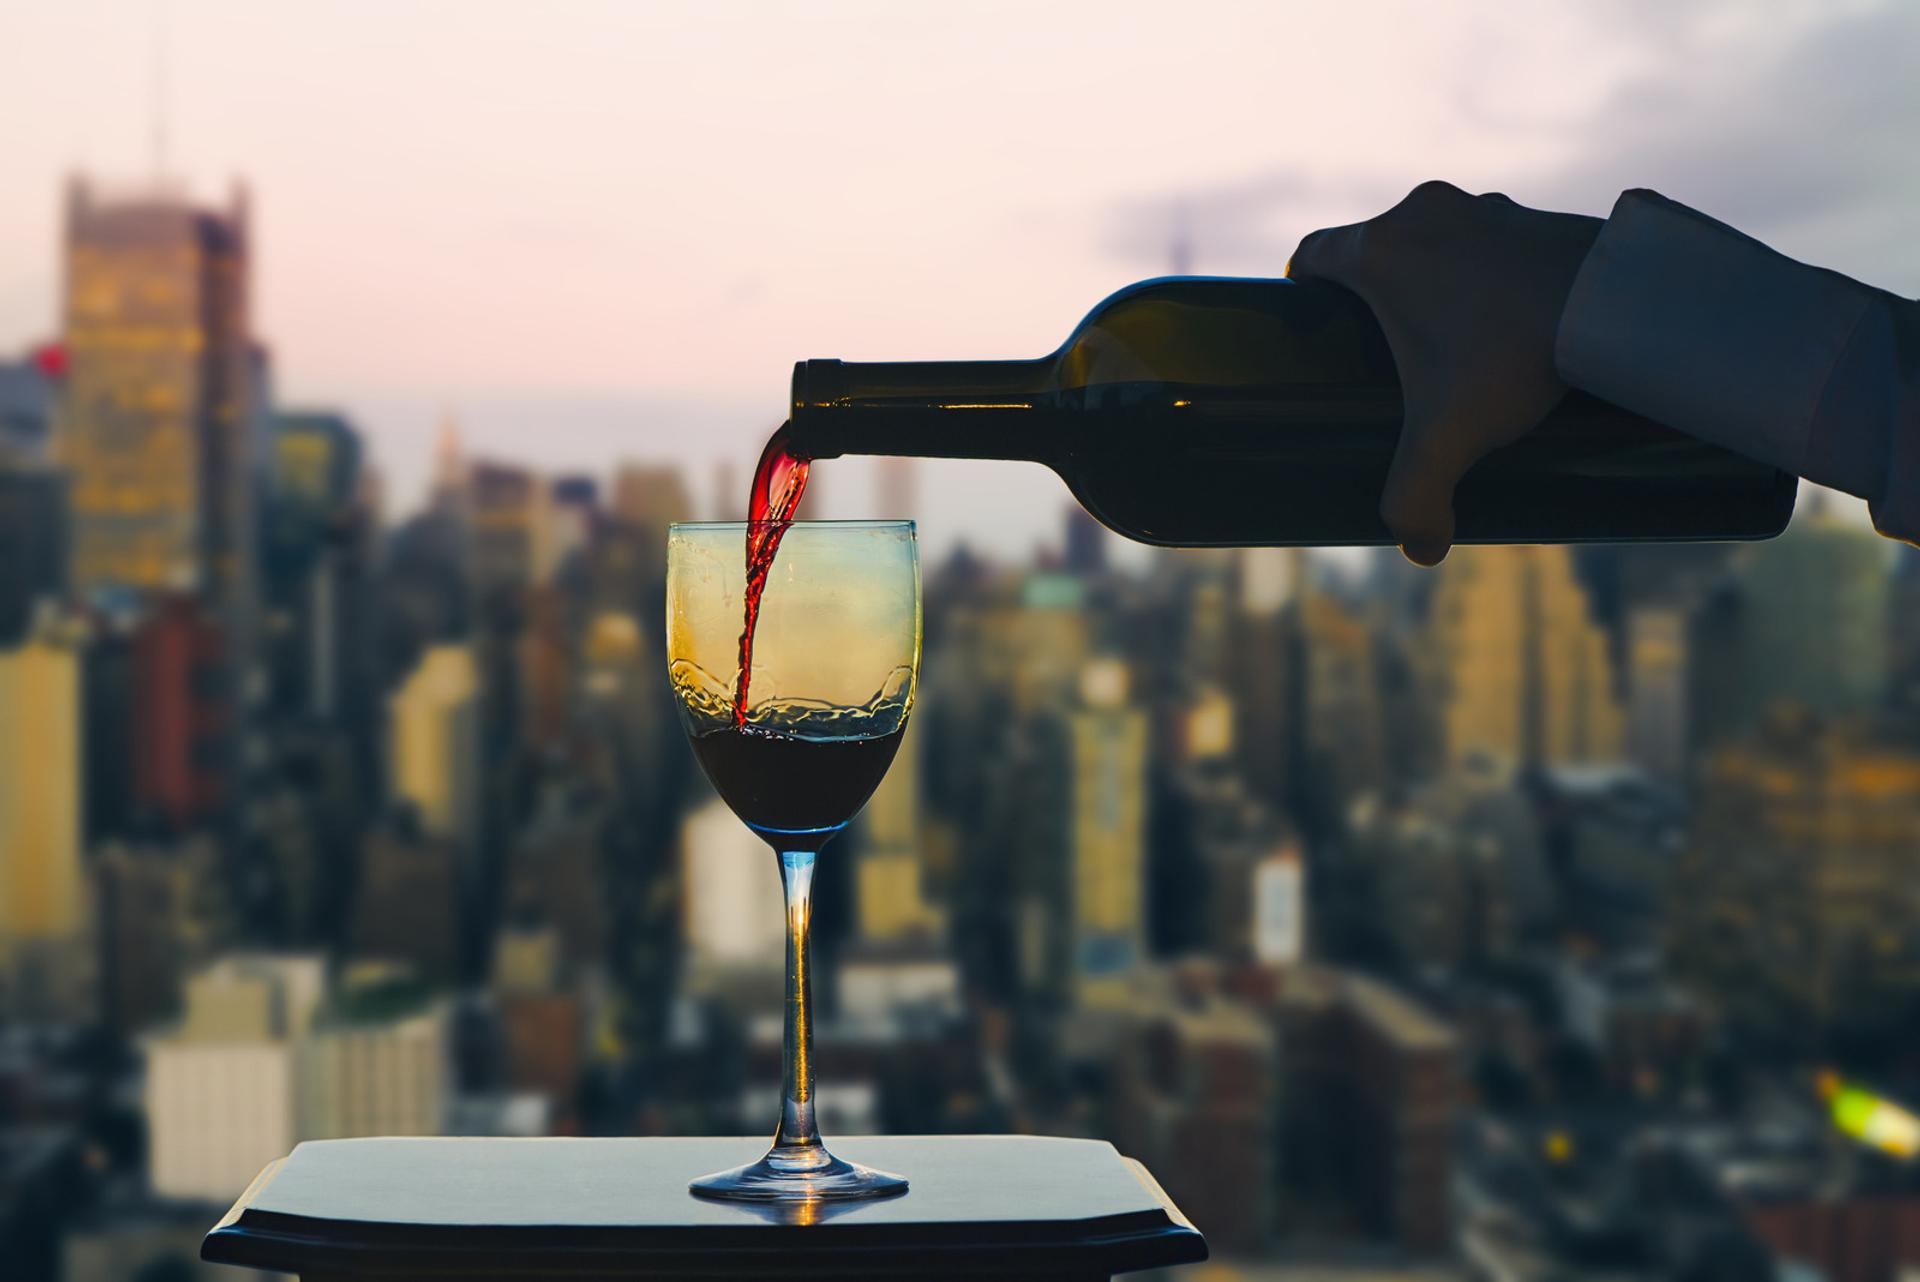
[{"left": 785, "top": 276, "right": 1796, "bottom": 547}]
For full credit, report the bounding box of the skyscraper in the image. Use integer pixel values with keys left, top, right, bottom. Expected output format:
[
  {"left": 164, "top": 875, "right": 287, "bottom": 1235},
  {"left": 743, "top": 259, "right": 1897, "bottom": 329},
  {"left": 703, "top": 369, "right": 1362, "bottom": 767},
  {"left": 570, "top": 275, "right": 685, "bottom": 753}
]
[
  {"left": 1626, "top": 605, "right": 1688, "bottom": 785},
  {"left": 264, "top": 412, "right": 366, "bottom": 716},
  {"left": 1429, "top": 545, "right": 1623, "bottom": 767},
  {"left": 854, "top": 725, "right": 943, "bottom": 943},
  {"left": 0, "top": 355, "right": 67, "bottom": 644},
  {"left": 57, "top": 177, "right": 256, "bottom": 623},
  {"left": 388, "top": 644, "right": 481, "bottom": 848},
  {"left": 0, "top": 630, "right": 90, "bottom": 1020},
  {"left": 1070, "top": 659, "right": 1149, "bottom": 1009},
  {"left": 1671, "top": 710, "right": 1920, "bottom": 1039}
]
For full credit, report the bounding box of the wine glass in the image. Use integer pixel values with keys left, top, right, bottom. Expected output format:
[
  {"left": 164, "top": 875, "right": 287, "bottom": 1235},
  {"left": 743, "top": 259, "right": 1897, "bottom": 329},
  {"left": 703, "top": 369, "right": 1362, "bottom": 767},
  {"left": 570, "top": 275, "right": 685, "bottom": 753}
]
[{"left": 666, "top": 520, "right": 920, "bottom": 1202}]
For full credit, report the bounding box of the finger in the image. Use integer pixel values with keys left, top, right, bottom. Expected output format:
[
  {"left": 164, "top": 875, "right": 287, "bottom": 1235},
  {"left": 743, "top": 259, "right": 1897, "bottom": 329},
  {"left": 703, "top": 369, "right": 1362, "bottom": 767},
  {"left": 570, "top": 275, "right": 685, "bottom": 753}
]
[
  {"left": 1286, "top": 222, "right": 1367, "bottom": 284},
  {"left": 1380, "top": 409, "right": 1473, "bottom": 567}
]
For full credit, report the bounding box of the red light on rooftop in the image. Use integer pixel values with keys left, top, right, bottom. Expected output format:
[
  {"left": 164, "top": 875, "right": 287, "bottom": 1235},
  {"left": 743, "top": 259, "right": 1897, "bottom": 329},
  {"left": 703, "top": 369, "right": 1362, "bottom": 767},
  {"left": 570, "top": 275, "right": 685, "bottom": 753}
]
[{"left": 30, "top": 342, "right": 67, "bottom": 380}]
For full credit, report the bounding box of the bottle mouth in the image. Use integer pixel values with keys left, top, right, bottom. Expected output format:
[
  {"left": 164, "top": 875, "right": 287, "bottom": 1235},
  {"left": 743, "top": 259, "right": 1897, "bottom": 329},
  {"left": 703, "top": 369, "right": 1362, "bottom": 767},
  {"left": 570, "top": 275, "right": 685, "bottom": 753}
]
[{"left": 790, "top": 359, "right": 846, "bottom": 416}]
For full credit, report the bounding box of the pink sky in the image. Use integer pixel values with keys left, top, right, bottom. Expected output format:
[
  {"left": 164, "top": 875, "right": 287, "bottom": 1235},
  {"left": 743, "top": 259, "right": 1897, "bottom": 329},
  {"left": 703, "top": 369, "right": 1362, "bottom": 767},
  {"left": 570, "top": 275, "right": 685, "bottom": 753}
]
[{"left": 2, "top": 1, "right": 1911, "bottom": 556}]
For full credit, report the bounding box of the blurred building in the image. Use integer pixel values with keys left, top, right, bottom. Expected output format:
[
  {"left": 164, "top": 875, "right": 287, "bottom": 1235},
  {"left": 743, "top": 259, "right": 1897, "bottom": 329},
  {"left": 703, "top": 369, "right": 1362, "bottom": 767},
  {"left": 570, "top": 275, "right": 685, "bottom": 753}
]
[
  {"left": 1274, "top": 967, "right": 1458, "bottom": 1254},
  {"left": 504, "top": 786, "right": 610, "bottom": 973},
  {"left": 131, "top": 594, "right": 228, "bottom": 832},
  {"left": 854, "top": 725, "right": 943, "bottom": 943},
  {"left": 1229, "top": 548, "right": 1302, "bottom": 810},
  {"left": 56, "top": 178, "right": 257, "bottom": 632},
  {"left": 349, "top": 811, "right": 461, "bottom": 985},
  {"left": 610, "top": 463, "right": 693, "bottom": 564},
  {"left": 1069, "top": 659, "right": 1149, "bottom": 1009},
  {"left": 1625, "top": 605, "right": 1689, "bottom": 786},
  {"left": 1429, "top": 545, "right": 1623, "bottom": 767},
  {"left": 1111, "top": 966, "right": 1277, "bottom": 1254},
  {"left": 388, "top": 643, "right": 480, "bottom": 847},
  {"left": 0, "top": 628, "right": 92, "bottom": 1023},
  {"left": 1732, "top": 510, "right": 1891, "bottom": 730},
  {"left": 94, "top": 837, "right": 219, "bottom": 1037},
  {"left": 1298, "top": 591, "right": 1391, "bottom": 804},
  {"left": 1672, "top": 709, "right": 1920, "bottom": 1040},
  {"left": 0, "top": 348, "right": 57, "bottom": 463},
  {"left": 1347, "top": 773, "right": 1549, "bottom": 972},
  {"left": 491, "top": 923, "right": 591, "bottom": 1122},
  {"left": 146, "top": 957, "right": 447, "bottom": 1200},
  {"left": 263, "top": 411, "right": 373, "bottom": 725},
  {"left": 468, "top": 459, "right": 546, "bottom": 617},
  {"left": 0, "top": 354, "right": 66, "bottom": 646},
  {"left": 680, "top": 796, "right": 784, "bottom": 990},
  {"left": 299, "top": 968, "right": 449, "bottom": 1141},
  {"left": 144, "top": 954, "right": 325, "bottom": 1201},
  {"left": 1891, "top": 545, "right": 1920, "bottom": 716}
]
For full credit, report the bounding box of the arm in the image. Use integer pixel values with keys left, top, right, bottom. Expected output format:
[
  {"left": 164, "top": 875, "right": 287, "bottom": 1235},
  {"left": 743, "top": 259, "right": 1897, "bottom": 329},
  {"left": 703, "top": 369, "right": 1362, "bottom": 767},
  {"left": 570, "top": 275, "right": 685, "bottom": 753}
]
[
  {"left": 1289, "top": 182, "right": 1920, "bottom": 562},
  {"left": 1556, "top": 189, "right": 1920, "bottom": 544}
]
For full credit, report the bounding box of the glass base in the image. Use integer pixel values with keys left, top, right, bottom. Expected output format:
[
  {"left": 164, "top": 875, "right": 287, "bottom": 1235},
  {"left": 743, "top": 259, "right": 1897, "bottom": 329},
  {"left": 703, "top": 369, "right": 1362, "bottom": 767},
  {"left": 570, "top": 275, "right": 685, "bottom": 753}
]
[{"left": 690, "top": 1142, "right": 908, "bottom": 1203}]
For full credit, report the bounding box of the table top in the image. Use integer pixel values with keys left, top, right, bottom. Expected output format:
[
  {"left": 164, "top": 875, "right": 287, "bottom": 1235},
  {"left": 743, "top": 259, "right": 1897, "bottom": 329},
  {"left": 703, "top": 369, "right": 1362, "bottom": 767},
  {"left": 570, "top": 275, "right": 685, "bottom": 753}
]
[{"left": 201, "top": 1134, "right": 1208, "bottom": 1279}]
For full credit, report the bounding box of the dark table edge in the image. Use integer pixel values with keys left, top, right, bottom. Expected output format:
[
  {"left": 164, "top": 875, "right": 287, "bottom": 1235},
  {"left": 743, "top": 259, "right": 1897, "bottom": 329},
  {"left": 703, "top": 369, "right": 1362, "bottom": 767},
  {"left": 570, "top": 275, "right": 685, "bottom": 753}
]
[{"left": 202, "top": 1148, "right": 1209, "bottom": 1278}]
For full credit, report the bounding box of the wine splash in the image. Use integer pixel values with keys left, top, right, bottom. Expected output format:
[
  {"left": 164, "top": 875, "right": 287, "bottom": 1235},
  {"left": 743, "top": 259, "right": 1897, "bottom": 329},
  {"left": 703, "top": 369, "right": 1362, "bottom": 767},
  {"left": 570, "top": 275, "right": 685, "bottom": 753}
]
[{"left": 735, "top": 422, "right": 811, "bottom": 725}]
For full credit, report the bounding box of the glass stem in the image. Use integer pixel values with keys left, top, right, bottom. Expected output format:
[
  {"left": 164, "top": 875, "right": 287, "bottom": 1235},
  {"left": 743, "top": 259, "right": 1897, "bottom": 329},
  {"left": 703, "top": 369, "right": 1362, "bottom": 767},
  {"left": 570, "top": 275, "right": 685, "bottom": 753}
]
[{"left": 771, "top": 848, "right": 825, "bottom": 1163}]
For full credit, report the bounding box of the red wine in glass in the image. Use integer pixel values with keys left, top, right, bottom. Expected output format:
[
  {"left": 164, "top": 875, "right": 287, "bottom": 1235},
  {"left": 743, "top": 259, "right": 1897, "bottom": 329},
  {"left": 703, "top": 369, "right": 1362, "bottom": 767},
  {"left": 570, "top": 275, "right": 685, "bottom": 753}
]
[{"left": 691, "top": 722, "right": 904, "bottom": 843}]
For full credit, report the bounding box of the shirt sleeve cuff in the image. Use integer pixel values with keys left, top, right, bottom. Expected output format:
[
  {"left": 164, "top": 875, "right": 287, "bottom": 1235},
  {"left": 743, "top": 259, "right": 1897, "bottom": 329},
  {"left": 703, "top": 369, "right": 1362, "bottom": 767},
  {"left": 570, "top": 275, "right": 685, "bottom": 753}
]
[{"left": 1554, "top": 188, "right": 1871, "bottom": 483}]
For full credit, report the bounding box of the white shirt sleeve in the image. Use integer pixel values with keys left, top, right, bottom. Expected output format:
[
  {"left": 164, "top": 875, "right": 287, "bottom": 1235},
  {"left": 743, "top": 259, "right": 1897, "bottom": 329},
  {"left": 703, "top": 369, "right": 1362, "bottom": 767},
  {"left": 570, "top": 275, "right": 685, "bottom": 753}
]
[{"left": 1554, "top": 189, "right": 1920, "bottom": 543}]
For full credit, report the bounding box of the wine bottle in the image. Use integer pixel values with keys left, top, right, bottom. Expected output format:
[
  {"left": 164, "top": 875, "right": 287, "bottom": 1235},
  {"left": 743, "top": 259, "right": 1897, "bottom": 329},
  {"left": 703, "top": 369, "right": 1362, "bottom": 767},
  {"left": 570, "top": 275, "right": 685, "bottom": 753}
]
[{"left": 784, "top": 276, "right": 1797, "bottom": 547}]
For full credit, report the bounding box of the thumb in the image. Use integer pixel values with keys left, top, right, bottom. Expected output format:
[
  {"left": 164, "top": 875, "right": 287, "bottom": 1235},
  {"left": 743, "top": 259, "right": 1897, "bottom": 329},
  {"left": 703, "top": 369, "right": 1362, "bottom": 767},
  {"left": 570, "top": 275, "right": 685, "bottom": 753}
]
[{"left": 1380, "top": 406, "right": 1472, "bottom": 566}]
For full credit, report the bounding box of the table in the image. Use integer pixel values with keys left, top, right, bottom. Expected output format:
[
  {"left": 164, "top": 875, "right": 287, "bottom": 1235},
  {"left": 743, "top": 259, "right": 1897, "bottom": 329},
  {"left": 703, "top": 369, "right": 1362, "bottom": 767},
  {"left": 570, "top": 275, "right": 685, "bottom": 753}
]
[{"left": 201, "top": 1134, "right": 1208, "bottom": 1281}]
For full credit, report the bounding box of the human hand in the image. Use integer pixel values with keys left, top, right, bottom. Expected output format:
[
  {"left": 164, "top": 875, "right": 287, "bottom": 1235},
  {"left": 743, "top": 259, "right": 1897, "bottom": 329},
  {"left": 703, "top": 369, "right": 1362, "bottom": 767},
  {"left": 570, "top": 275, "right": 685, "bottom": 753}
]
[{"left": 1288, "top": 182, "right": 1602, "bottom": 564}]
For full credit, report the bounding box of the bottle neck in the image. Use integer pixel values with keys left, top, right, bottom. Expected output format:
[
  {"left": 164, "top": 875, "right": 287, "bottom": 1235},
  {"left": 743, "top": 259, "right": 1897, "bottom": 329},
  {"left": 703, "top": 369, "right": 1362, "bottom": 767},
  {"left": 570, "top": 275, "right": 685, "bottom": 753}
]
[{"left": 788, "top": 357, "right": 1056, "bottom": 462}]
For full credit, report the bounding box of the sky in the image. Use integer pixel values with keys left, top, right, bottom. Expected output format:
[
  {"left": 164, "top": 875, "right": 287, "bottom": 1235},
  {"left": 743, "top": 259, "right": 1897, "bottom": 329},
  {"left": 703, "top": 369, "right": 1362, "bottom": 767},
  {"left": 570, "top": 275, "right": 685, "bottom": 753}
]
[{"left": 1, "top": 0, "right": 1914, "bottom": 559}]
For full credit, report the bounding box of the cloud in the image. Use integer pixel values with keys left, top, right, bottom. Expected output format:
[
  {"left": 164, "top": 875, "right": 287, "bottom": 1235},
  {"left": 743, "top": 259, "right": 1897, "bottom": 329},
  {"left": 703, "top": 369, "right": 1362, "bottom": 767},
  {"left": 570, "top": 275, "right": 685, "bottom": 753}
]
[
  {"left": 1528, "top": 2, "right": 1920, "bottom": 252},
  {"left": 1102, "top": 0, "right": 1920, "bottom": 290}
]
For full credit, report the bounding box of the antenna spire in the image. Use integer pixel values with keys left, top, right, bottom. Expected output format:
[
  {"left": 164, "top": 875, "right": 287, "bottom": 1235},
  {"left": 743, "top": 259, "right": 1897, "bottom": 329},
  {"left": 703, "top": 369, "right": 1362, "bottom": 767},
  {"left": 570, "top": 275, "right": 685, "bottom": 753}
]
[{"left": 151, "top": 0, "right": 170, "bottom": 183}]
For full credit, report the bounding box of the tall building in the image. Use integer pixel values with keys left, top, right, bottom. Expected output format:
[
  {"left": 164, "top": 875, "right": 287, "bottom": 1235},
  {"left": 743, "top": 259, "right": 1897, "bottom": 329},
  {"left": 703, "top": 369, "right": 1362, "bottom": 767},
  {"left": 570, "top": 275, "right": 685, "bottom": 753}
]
[
  {"left": 263, "top": 411, "right": 370, "bottom": 722},
  {"left": 1110, "top": 968, "right": 1277, "bottom": 1254},
  {"left": 1275, "top": 967, "right": 1457, "bottom": 1254},
  {"left": 56, "top": 178, "right": 257, "bottom": 628},
  {"left": 146, "top": 958, "right": 445, "bottom": 1197},
  {"left": 0, "top": 349, "right": 58, "bottom": 463},
  {"left": 1733, "top": 511, "right": 1890, "bottom": 728},
  {"left": 298, "top": 971, "right": 448, "bottom": 1141},
  {"left": 468, "top": 459, "right": 547, "bottom": 615},
  {"left": 1625, "top": 605, "right": 1688, "bottom": 786},
  {"left": 1671, "top": 710, "right": 1920, "bottom": 1039},
  {"left": 1070, "top": 659, "right": 1149, "bottom": 1009},
  {"left": 0, "top": 630, "right": 90, "bottom": 1019},
  {"left": 1230, "top": 548, "right": 1303, "bottom": 809},
  {"left": 1298, "top": 592, "right": 1389, "bottom": 804},
  {"left": 1429, "top": 545, "right": 1623, "bottom": 767},
  {"left": 348, "top": 814, "right": 460, "bottom": 986},
  {"left": 388, "top": 644, "right": 480, "bottom": 847},
  {"left": 131, "top": 594, "right": 227, "bottom": 832},
  {"left": 1890, "top": 544, "right": 1920, "bottom": 712},
  {"left": 854, "top": 726, "right": 943, "bottom": 943},
  {"left": 94, "top": 838, "right": 218, "bottom": 1036},
  {"left": 680, "top": 797, "right": 784, "bottom": 989},
  {"left": 144, "top": 955, "right": 325, "bottom": 1202},
  {"left": 0, "top": 355, "right": 67, "bottom": 644},
  {"left": 610, "top": 464, "right": 692, "bottom": 553}
]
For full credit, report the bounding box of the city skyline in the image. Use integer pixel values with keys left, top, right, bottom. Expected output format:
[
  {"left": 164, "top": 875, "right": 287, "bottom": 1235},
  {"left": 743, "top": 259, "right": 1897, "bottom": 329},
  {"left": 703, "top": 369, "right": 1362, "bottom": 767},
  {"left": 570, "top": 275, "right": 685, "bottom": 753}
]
[{"left": 4, "top": 7, "right": 1920, "bottom": 1280}]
